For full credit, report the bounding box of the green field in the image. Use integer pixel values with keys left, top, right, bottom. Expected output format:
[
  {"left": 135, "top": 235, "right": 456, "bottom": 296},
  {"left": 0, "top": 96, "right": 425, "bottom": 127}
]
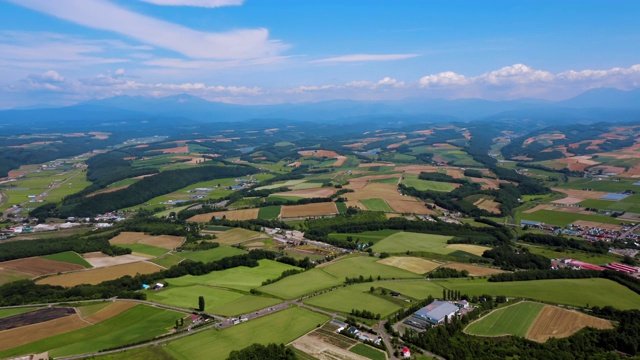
[
  {"left": 164, "top": 307, "right": 329, "bottom": 360},
  {"left": 321, "top": 256, "right": 418, "bottom": 280},
  {"left": 266, "top": 195, "right": 303, "bottom": 203},
  {"left": 150, "top": 253, "right": 185, "bottom": 268},
  {"left": 336, "top": 201, "right": 348, "bottom": 214},
  {"left": 578, "top": 194, "right": 640, "bottom": 213},
  {"left": 329, "top": 229, "right": 400, "bottom": 245},
  {"left": 167, "top": 260, "right": 298, "bottom": 291},
  {"left": 83, "top": 345, "right": 175, "bottom": 360},
  {"left": 465, "top": 301, "right": 544, "bottom": 337},
  {"left": 117, "top": 243, "right": 169, "bottom": 257},
  {"left": 210, "top": 295, "right": 282, "bottom": 317},
  {"left": 371, "top": 232, "right": 454, "bottom": 254},
  {"left": 0, "top": 307, "right": 40, "bottom": 319},
  {"left": 304, "top": 287, "right": 401, "bottom": 317},
  {"left": 258, "top": 205, "right": 281, "bottom": 219},
  {"left": 522, "top": 244, "right": 622, "bottom": 265},
  {"left": 41, "top": 251, "right": 92, "bottom": 268},
  {"left": 437, "top": 278, "right": 640, "bottom": 310},
  {"left": 351, "top": 280, "right": 445, "bottom": 300},
  {"left": 402, "top": 174, "right": 457, "bottom": 192},
  {"left": 256, "top": 179, "right": 308, "bottom": 190},
  {"left": 559, "top": 177, "right": 637, "bottom": 192},
  {"left": 147, "top": 284, "right": 244, "bottom": 310},
  {"left": 350, "top": 344, "right": 386, "bottom": 360},
  {"left": 360, "top": 198, "right": 394, "bottom": 212},
  {"left": 179, "top": 246, "right": 247, "bottom": 263},
  {"left": 0, "top": 305, "right": 180, "bottom": 358},
  {"left": 517, "top": 209, "right": 632, "bottom": 227}
]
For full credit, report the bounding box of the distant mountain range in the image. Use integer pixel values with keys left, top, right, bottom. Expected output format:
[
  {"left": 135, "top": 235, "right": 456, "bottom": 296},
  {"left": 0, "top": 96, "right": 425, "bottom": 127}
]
[{"left": 1, "top": 87, "right": 640, "bottom": 133}]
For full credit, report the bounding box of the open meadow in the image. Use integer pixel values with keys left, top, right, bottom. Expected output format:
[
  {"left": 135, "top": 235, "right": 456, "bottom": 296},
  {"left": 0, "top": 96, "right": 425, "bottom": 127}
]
[
  {"left": 164, "top": 307, "right": 329, "bottom": 360},
  {"left": 378, "top": 256, "right": 441, "bottom": 274},
  {"left": 303, "top": 287, "right": 402, "bottom": 317},
  {"left": 41, "top": 251, "right": 92, "bottom": 268},
  {"left": 371, "top": 232, "right": 454, "bottom": 254},
  {"left": 465, "top": 301, "right": 544, "bottom": 337},
  {"left": 212, "top": 228, "right": 267, "bottom": 245},
  {"left": 178, "top": 246, "right": 246, "bottom": 263}
]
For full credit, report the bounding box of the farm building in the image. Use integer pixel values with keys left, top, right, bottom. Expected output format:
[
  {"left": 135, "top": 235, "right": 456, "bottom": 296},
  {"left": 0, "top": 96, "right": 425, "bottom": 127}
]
[
  {"left": 402, "top": 347, "right": 411, "bottom": 358},
  {"left": 408, "top": 300, "right": 459, "bottom": 328},
  {"left": 605, "top": 262, "right": 639, "bottom": 274},
  {"left": 521, "top": 220, "right": 542, "bottom": 227}
]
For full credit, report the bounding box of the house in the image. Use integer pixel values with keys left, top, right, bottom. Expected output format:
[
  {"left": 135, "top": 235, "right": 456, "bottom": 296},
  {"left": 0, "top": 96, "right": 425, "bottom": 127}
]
[
  {"left": 455, "top": 300, "right": 469, "bottom": 309},
  {"left": 153, "top": 283, "right": 164, "bottom": 290},
  {"left": 411, "top": 300, "right": 459, "bottom": 326},
  {"left": 345, "top": 326, "right": 359, "bottom": 336},
  {"left": 402, "top": 347, "right": 411, "bottom": 358}
]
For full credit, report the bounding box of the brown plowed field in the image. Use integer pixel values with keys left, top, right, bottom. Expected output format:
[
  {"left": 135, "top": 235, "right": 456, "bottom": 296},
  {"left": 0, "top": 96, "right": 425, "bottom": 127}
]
[
  {"left": 386, "top": 199, "right": 435, "bottom": 215},
  {"left": 441, "top": 262, "right": 506, "bottom": 276},
  {"left": 0, "top": 307, "right": 75, "bottom": 331},
  {"left": 551, "top": 188, "right": 608, "bottom": 201},
  {"left": 281, "top": 202, "right": 338, "bottom": 218},
  {"left": 83, "top": 254, "right": 151, "bottom": 268},
  {"left": 36, "top": 261, "right": 163, "bottom": 287},
  {"left": 0, "top": 312, "right": 88, "bottom": 351},
  {"left": 298, "top": 150, "right": 340, "bottom": 158},
  {"left": 273, "top": 188, "right": 336, "bottom": 198},
  {"left": 109, "top": 231, "right": 184, "bottom": 247},
  {"left": 526, "top": 305, "right": 612, "bottom": 342},
  {"left": 473, "top": 198, "right": 501, "bottom": 214},
  {"left": 333, "top": 156, "right": 347, "bottom": 166},
  {"left": 187, "top": 208, "right": 260, "bottom": 222},
  {"left": 378, "top": 256, "right": 440, "bottom": 274},
  {"left": 346, "top": 200, "right": 366, "bottom": 210},
  {"left": 109, "top": 231, "right": 151, "bottom": 244},
  {"left": 0, "top": 257, "right": 84, "bottom": 276},
  {"left": 290, "top": 334, "right": 366, "bottom": 360},
  {"left": 84, "top": 301, "right": 138, "bottom": 324}
]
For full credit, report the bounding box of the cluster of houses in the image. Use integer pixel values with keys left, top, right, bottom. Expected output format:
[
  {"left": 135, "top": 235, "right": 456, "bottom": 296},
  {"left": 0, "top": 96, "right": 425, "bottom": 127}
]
[
  {"left": 403, "top": 300, "right": 471, "bottom": 330},
  {"left": 521, "top": 220, "right": 629, "bottom": 242}
]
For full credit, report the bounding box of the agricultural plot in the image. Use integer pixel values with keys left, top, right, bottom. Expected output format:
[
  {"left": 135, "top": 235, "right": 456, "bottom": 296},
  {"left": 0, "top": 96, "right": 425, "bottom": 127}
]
[
  {"left": 321, "top": 256, "right": 419, "bottom": 280},
  {"left": 371, "top": 232, "right": 454, "bottom": 254},
  {"left": 281, "top": 202, "right": 339, "bottom": 218},
  {"left": 0, "top": 307, "right": 40, "bottom": 320},
  {"left": 437, "top": 278, "right": 640, "bottom": 310},
  {"left": 360, "top": 198, "right": 394, "bottom": 212},
  {"left": 378, "top": 256, "right": 441, "bottom": 274},
  {"left": 37, "top": 261, "right": 164, "bottom": 287},
  {"left": 402, "top": 174, "right": 458, "bottom": 192},
  {"left": 258, "top": 205, "right": 281, "bottom": 219},
  {"left": 439, "top": 262, "right": 505, "bottom": 276},
  {"left": 0, "top": 268, "right": 33, "bottom": 285},
  {"left": 444, "top": 244, "right": 491, "bottom": 256},
  {"left": 109, "top": 232, "right": 184, "bottom": 249},
  {"left": 579, "top": 194, "right": 640, "bottom": 213},
  {"left": 273, "top": 188, "right": 336, "bottom": 199},
  {"left": 258, "top": 268, "right": 343, "bottom": 299},
  {"left": 0, "top": 304, "right": 181, "bottom": 358},
  {"left": 386, "top": 199, "right": 435, "bottom": 215},
  {"left": 146, "top": 284, "right": 245, "bottom": 310},
  {"left": 352, "top": 280, "right": 445, "bottom": 300},
  {"left": 518, "top": 209, "right": 632, "bottom": 227},
  {"left": 525, "top": 305, "right": 613, "bottom": 342},
  {"left": 256, "top": 179, "right": 308, "bottom": 190},
  {"left": 187, "top": 208, "right": 260, "bottom": 222},
  {"left": 350, "top": 344, "right": 386, "bottom": 360},
  {"left": 291, "top": 331, "right": 366, "bottom": 360},
  {"left": 329, "top": 229, "right": 399, "bottom": 245},
  {"left": 179, "top": 246, "right": 247, "bottom": 263},
  {"left": 213, "top": 228, "right": 267, "bottom": 245},
  {"left": 117, "top": 243, "right": 169, "bottom": 257},
  {"left": 522, "top": 244, "right": 622, "bottom": 266},
  {"left": 41, "top": 251, "right": 92, "bottom": 268},
  {"left": 164, "top": 307, "right": 329, "bottom": 360},
  {"left": 0, "top": 257, "right": 85, "bottom": 277},
  {"left": 167, "top": 260, "right": 297, "bottom": 292},
  {"left": 82, "top": 253, "right": 152, "bottom": 268},
  {"left": 210, "top": 295, "right": 282, "bottom": 317},
  {"left": 304, "top": 287, "right": 402, "bottom": 317},
  {"left": 465, "top": 302, "right": 544, "bottom": 337}
]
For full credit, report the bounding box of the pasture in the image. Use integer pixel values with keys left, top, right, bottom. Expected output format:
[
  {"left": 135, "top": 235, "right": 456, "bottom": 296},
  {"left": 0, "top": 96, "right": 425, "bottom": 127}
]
[
  {"left": 213, "top": 228, "right": 266, "bottom": 245},
  {"left": 321, "top": 256, "right": 419, "bottom": 280},
  {"left": 41, "top": 251, "right": 92, "bottom": 268},
  {"left": 37, "top": 261, "right": 164, "bottom": 287},
  {"left": 371, "top": 232, "right": 454, "bottom": 254},
  {"left": 352, "top": 280, "right": 444, "bottom": 300},
  {"left": 0, "top": 304, "right": 181, "bottom": 358},
  {"left": 179, "top": 246, "right": 247, "bottom": 263},
  {"left": 517, "top": 209, "right": 632, "bottom": 227},
  {"left": 360, "top": 198, "right": 394, "bottom": 212},
  {"left": 164, "top": 307, "right": 329, "bottom": 360},
  {"left": 258, "top": 268, "right": 343, "bottom": 299},
  {"left": 465, "top": 301, "right": 544, "bottom": 337},
  {"left": 1, "top": 257, "right": 85, "bottom": 277},
  {"left": 187, "top": 208, "right": 260, "bottom": 222},
  {"left": 329, "top": 229, "right": 399, "bottom": 245},
  {"left": 117, "top": 243, "right": 168, "bottom": 257},
  {"left": 303, "top": 287, "right": 402, "bottom": 317},
  {"left": 440, "top": 262, "right": 506, "bottom": 276},
  {"left": 0, "top": 268, "right": 34, "bottom": 285},
  {"left": 258, "top": 205, "right": 281, "bottom": 219},
  {"left": 146, "top": 284, "right": 245, "bottom": 310},
  {"left": 402, "top": 174, "right": 457, "bottom": 192},
  {"left": 444, "top": 244, "right": 491, "bottom": 256},
  {"left": 437, "top": 278, "right": 640, "bottom": 309},
  {"left": 109, "top": 232, "right": 184, "bottom": 249},
  {"left": 377, "top": 256, "right": 441, "bottom": 274}
]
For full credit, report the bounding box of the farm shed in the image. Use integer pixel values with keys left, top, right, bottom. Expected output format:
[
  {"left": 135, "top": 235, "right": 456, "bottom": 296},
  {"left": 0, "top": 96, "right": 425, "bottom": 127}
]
[
  {"left": 412, "top": 300, "right": 459, "bottom": 326},
  {"left": 521, "top": 220, "right": 542, "bottom": 227}
]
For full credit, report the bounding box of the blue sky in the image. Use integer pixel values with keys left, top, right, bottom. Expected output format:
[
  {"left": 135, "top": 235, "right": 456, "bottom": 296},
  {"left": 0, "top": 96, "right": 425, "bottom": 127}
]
[{"left": 1, "top": 0, "right": 639, "bottom": 108}]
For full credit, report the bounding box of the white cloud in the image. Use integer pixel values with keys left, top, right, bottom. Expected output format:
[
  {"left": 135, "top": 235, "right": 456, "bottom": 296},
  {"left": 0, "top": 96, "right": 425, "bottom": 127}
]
[
  {"left": 139, "top": 0, "right": 243, "bottom": 7},
  {"left": 419, "top": 71, "right": 469, "bottom": 87},
  {"left": 311, "top": 53, "right": 419, "bottom": 63},
  {"left": 10, "top": 0, "right": 287, "bottom": 60},
  {"left": 478, "top": 64, "right": 554, "bottom": 85}
]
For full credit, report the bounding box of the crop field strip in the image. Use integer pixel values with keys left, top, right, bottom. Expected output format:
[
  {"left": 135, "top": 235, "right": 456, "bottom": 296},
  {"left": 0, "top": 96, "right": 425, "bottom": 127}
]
[
  {"left": 371, "top": 231, "right": 454, "bottom": 254},
  {"left": 41, "top": 251, "right": 92, "bottom": 268},
  {"left": 187, "top": 208, "right": 260, "bottom": 222},
  {"left": 281, "top": 202, "right": 339, "bottom": 218},
  {"left": 377, "top": 256, "right": 441, "bottom": 274},
  {"left": 525, "top": 305, "right": 613, "bottom": 342},
  {"left": 465, "top": 301, "right": 545, "bottom": 337},
  {"left": 213, "top": 228, "right": 268, "bottom": 246},
  {"left": 36, "top": 261, "right": 164, "bottom": 287},
  {"left": 0, "top": 257, "right": 85, "bottom": 276}
]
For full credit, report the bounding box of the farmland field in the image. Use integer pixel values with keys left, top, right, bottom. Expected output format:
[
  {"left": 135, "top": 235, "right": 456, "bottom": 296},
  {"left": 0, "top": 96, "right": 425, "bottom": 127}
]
[
  {"left": 291, "top": 331, "right": 365, "bottom": 360},
  {"left": 437, "top": 278, "right": 640, "bottom": 309},
  {"left": 440, "top": 262, "right": 506, "bottom": 276},
  {"left": 321, "top": 256, "right": 419, "bottom": 280},
  {"left": 465, "top": 302, "right": 544, "bottom": 337},
  {"left": 350, "top": 344, "right": 386, "bottom": 360},
  {"left": 371, "top": 232, "right": 454, "bottom": 254},
  {"left": 258, "top": 205, "right": 281, "bottom": 219},
  {"left": 517, "top": 209, "right": 632, "bottom": 227},
  {"left": 304, "top": 287, "right": 401, "bottom": 317},
  {"left": 522, "top": 244, "right": 622, "bottom": 265},
  {"left": 41, "top": 251, "right": 92, "bottom": 268},
  {"left": 187, "top": 208, "right": 260, "bottom": 222},
  {"left": 178, "top": 246, "right": 246, "bottom": 263},
  {"left": 150, "top": 254, "right": 184, "bottom": 268},
  {"left": 258, "top": 268, "right": 343, "bottom": 299},
  {"left": 36, "top": 261, "right": 164, "bottom": 287},
  {"left": 378, "top": 256, "right": 441, "bottom": 274},
  {"left": 0, "top": 268, "right": 33, "bottom": 285},
  {"left": 210, "top": 295, "right": 282, "bottom": 317},
  {"left": 109, "top": 232, "right": 184, "bottom": 249},
  {"left": 1, "top": 257, "right": 85, "bottom": 276},
  {"left": 352, "top": 280, "right": 444, "bottom": 300},
  {"left": 146, "top": 284, "right": 245, "bottom": 310},
  {"left": 212, "top": 228, "right": 266, "bottom": 245},
  {"left": 402, "top": 174, "right": 458, "bottom": 192},
  {"left": 281, "top": 202, "right": 339, "bottom": 218},
  {"left": 445, "top": 244, "right": 491, "bottom": 256},
  {"left": 0, "top": 304, "right": 181, "bottom": 358},
  {"left": 526, "top": 305, "right": 613, "bottom": 342},
  {"left": 329, "top": 229, "right": 399, "bottom": 245},
  {"left": 164, "top": 307, "right": 329, "bottom": 360},
  {"left": 360, "top": 198, "right": 394, "bottom": 212},
  {"left": 117, "top": 243, "right": 169, "bottom": 257}
]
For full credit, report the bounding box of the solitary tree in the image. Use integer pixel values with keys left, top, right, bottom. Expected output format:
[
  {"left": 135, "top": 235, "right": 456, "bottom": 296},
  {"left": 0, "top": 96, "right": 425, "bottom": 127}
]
[{"left": 198, "top": 296, "right": 205, "bottom": 311}]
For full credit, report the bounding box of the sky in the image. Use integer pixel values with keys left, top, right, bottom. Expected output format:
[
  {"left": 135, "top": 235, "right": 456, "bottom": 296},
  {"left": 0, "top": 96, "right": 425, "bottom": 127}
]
[{"left": 1, "top": 0, "right": 639, "bottom": 108}]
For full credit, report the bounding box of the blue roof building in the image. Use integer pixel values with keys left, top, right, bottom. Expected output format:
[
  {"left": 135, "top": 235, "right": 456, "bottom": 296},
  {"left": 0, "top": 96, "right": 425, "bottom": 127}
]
[{"left": 412, "top": 300, "right": 459, "bottom": 325}]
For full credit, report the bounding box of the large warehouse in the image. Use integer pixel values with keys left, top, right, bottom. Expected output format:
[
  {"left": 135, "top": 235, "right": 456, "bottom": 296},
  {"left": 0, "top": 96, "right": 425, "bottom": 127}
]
[{"left": 406, "top": 300, "right": 460, "bottom": 328}]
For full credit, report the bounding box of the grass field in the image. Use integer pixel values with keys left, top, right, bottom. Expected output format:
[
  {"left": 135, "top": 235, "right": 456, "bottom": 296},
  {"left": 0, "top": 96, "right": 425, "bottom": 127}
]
[
  {"left": 258, "top": 205, "right": 281, "bottom": 219},
  {"left": 350, "top": 344, "right": 386, "bottom": 360},
  {"left": 37, "top": 261, "right": 163, "bottom": 287},
  {"left": 167, "top": 260, "right": 298, "bottom": 292},
  {"left": 360, "top": 198, "right": 394, "bottom": 212},
  {"left": 256, "top": 179, "right": 308, "bottom": 190},
  {"left": 336, "top": 201, "right": 347, "bottom": 214},
  {"left": 0, "top": 307, "right": 40, "bottom": 319},
  {"left": 258, "top": 268, "right": 343, "bottom": 299},
  {"left": 329, "top": 229, "right": 400, "bottom": 245},
  {"left": 371, "top": 232, "right": 454, "bottom": 254},
  {"left": 522, "top": 244, "right": 622, "bottom": 265},
  {"left": 179, "top": 246, "right": 247, "bottom": 263},
  {"left": 117, "top": 243, "right": 168, "bottom": 257},
  {"left": 465, "top": 302, "right": 544, "bottom": 337},
  {"left": 164, "top": 307, "right": 329, "bottom": 360},
  {"left": 437, "top": 278, "right": 640, "bottom": 309},
  {"left": 402, "top": 174, "right": 457, "bottom": 192},
  {"left": 150, "top": 253, "right": 184, "bottom": 268},
  {"left": 559, "top": 178, "right": 637, "bottom": 192},
  {"left": 210, "top": 295, "right": 282, "bottom": 317},
  {"left": 579, "top": 194, "right": 640, "bottom": 213},
  {"left": 214, "top": 228, "right": 265, "bottom": 245},
  {"left": 88, "top": 345, "right": 175, "bottom": 360},
  {"left": 517, "top": 209, "right": 632, "bottom": 227},
  {"left": 147, "top": 285, "right": 245, "bottom": 310},
  {"left": 352, "top": 280, "right": 444, "bottom": 300},
  {"left": 321, "top": 256, "right": 419, "bottom": 280},
  {"left": 304, "top": 287, "right": 401, "bottom": 317},
  {"left": 0, "top": 305, "right": 180, "bottom": 358},
  {"left": 40, "top": 251, "right": 92, "bottom": 268},
  {"left": 0, "top": 268, "right": 32, "bottom": 285}
]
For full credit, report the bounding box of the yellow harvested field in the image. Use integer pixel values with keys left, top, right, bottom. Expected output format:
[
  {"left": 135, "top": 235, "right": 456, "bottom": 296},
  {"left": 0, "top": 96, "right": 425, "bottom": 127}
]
[
  {"left": 333, "top": 156, "right": 347, "bottom": 166},
  {"left": 551, "top": 188, "right": 608, "bottom": 201},
  {"left": 386, "top": 199, "right": 435, "bottom": 215},
  {"left": 473, "top": 198, "right": 501, "bottom": 214},
  {"left": 83, "top": 254, "right": 152, "bottom": 268},
  {"left": 187, "top": 208, "right": 260, "bottom": 222},
  {"left": 36, "top": 261, "right": 163, "bottom": 287},
  {"left": 214, "top": 228, "right": 266, "bottom": 245},
  {"left": 273, "top": 188, "right": 336, "bottom": 198},
  {"left": 445, "top": 244, "right": 492, "bottom": 256},
  {"left": 441, "top": 262, "right": 506, "bottom": 276},
  {"left": 346, "top": 200, "right": 366, "bottom": 210},
  {"left": 281, "top": 202, "right": 339, "bottom": 218},
  {"left": 84, "top": 301, "right": 138, "bottom": 324},
  {"left": 378, "top": 256, "right": 441, "bottom": 274},
  {"left": 345, "top": 183, "right": 402, "bottom": 201},
  {"left": 526, "top": 305, "right": 613, "bottom": 342},
  {"left": 0, "top": 312, "right": 88, "bottom": 350},
  {"left": 109, "top": 232, "right": 184, "bottom": 249}
]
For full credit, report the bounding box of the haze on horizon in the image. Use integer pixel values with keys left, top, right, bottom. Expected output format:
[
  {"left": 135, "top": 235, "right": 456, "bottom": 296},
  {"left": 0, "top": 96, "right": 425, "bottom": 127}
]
[{"left": 0, "top": 0, "right": 639, "bottom": 109}]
